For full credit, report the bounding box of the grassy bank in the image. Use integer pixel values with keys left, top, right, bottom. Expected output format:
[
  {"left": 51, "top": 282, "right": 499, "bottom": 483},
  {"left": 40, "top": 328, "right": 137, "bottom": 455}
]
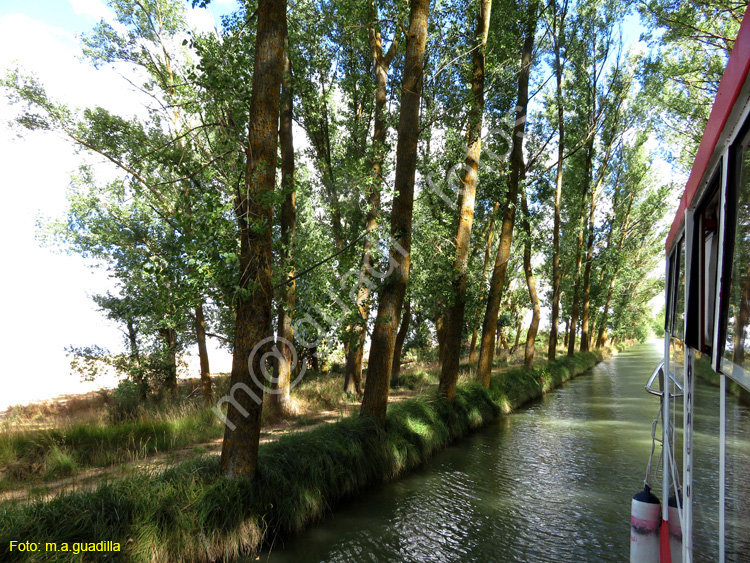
[
  {"left": 1, "top": 386, "right": 499, "bottom": 562},
  {"left": 0, "top": 369, "right": 362, "bottom": 490},
  {"left": 0, "top": 406, "right": 223, "bottom": 486},
  {"left": 487, "top": 349, "right": 607, "bottom": 412},
  {"left": 0, "top": 349, "right": 610, "bottom": 562},
  {"left": 0, "top": 346, "right": 548, "bottom": 490}
]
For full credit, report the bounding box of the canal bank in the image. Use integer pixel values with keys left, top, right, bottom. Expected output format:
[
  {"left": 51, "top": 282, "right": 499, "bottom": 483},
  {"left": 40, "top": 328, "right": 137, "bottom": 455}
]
[{"left": 1, "top": 348, "right": 612, "bottom": 563}]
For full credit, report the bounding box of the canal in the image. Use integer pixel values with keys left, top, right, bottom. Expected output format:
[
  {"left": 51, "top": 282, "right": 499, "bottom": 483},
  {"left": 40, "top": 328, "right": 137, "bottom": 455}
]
[{"left": 261, "top": 341, "right": 749, "bottom": 562}]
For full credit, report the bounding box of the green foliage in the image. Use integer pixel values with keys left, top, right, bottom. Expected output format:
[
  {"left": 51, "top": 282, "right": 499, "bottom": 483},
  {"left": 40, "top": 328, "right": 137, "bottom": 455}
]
[
  {"left": 651, "top": 306, "right": 666, "bottom": 337},
  {"left": 1, "top": 0, "right": 672, "bottom": 375},
  {"left": 66, "top": 345, "right": 181, "bottom": 397},
  {"left": 107, "top": 380, "right": 145, "bottom": 424},
  {"left": 638, "top": 0, "right": 745, "bottom": 169}
]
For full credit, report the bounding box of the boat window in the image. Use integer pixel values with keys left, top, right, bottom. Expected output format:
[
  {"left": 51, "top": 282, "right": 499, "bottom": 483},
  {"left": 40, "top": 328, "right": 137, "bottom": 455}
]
[
  {"left": 686, "top": 181, "right": 721, "bottom": 354},
  {"left": 703, "top": 220, "right": 719, "bottom": 351},
  {"left": 666, "top": 248, "right": 676, "bottom": 334},
  {"left": 723, "top": 129, "right": 750, "bottom": 378},
  {"left": 675, "top": 237, "right": 686, "bottom": 340}
]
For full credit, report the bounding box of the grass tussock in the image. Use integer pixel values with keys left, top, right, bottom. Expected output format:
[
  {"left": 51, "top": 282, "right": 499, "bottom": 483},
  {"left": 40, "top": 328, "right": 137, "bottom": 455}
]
[
  {"left": 289, "top": 368, "right": 356, "bottom": 413},
  {"left": 395, "top": 368, "right": 440, "bottom": 390}
]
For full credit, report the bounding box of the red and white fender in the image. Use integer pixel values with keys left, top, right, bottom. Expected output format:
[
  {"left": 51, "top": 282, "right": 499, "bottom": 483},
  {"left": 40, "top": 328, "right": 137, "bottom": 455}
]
[
  {"left": 631, "top": 486, "right": 661, "bottom": 563},
  {"left": 667, "top": 498, "right": 682, "bottom": 563}
]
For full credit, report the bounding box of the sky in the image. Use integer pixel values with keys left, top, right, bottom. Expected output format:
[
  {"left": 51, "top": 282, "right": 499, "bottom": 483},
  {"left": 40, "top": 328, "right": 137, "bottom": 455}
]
[{"left": 0, "top": 0, "right": 237, "bottom": 411}]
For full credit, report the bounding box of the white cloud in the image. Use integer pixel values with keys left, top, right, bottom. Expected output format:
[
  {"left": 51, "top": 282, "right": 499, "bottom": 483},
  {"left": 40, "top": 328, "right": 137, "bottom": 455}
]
[
  {"left": 0, "top": 14, "right": 75, "bottom": 74},
  {"left": 0, "top": 12, "right": 152, "bottom": 409},
  {"left": 69, "top": 0, "right": 112, "bottom": 21},
  {"left": 186, "top": 5, "right": 219, "bottom": 35}
]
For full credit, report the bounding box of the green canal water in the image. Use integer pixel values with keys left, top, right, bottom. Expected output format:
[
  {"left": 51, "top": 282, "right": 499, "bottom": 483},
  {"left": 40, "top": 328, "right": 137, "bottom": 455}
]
[{"left": 259, "top": 341, "right": 750, "bottom": 562}]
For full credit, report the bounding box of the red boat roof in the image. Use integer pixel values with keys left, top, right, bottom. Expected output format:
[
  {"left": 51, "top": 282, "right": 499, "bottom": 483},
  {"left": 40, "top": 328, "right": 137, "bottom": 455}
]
[{"left": 666, "top": 8, "right": 750, "bottom": 252}]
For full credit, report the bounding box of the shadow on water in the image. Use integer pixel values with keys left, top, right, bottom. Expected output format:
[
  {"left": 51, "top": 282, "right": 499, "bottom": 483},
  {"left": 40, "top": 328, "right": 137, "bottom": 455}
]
[{"left": 257, "top": 341, "right": 749, "bottom": 563}]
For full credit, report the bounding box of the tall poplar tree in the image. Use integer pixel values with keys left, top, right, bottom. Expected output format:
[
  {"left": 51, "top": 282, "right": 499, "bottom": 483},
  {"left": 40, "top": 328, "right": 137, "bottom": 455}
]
[
  {"left": 220, "top": 0, "right": 287, "bottom": 478},
  {"left": 343, "top": 0, "right": 400, "bottom": 395},
  {"left": 476, "top": 0, "right": 538, "bottom": 387},
  {"left": 361, "top": 0, "right": 431, "bottom": 423},
  {"left": 438, "top": 0, "right": 492, "bottom": 401}
]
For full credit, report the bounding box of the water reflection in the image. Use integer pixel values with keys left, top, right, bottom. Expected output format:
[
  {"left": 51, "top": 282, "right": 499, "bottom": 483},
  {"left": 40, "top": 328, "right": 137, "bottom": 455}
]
[{"left": 260, "top": 342, "right": 749, "bottom": 563}]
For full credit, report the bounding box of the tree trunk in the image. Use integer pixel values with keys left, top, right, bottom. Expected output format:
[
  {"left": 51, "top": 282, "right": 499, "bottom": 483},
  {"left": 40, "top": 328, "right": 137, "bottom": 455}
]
[
  {"left": 360, "top": 0, "right": 430, "bottom": 424},
  {"left": 195, "top": 303, "right": 212, "bottom": 404},
  {"left": 581, "top": 121, "right": 622, "bottom": 352},
  {"left": 469, "top": 202, "right": 499, "bottom": 363},
  {"left": 548, "top": 0, "right": 567, "bottom": 362},
  {"left": 127, "top": 319, "right": 139, "bottom": 363},
  {"left": 310, "top": 345, "right": 319, "bottom": 372},
  {"left": 596, "top": 316, "right": 609, "bottom": 348},
  {"left": 159, "top": 327, "right": 178, "bottom": 392},
  {"left": 220, "top": 0, "right": 286, "bottom": 479},
  {"left": 611, "top": 279, "right": 634, "bottom": 342},
  {"left": 469, "top": 327, "right": 479, "bottom": 364},
  {"left": 391, "top": 299, "right": 411, "bottom": 387},
  {"left": 567, "top": 140, "right": 593, "bottom": 357},
  {"left": 564, "top": 317, "right": 570, "bottom": 348},
  {"left": 597, "top": 188, "right": 634, "bottom": 347},
  {"left": 271, "top": 41, "right": 296, "bottom": 416},
  {"left": 436, "top": 310, "right": 447, "bottom": 365},
  {"left": 343, "top": 2, "right": 398, "bottom": 394},
  {"left": 343, "top": 345, "right": 363, "bottom": 394},
  {"left": 438, "top": 0, "right": 492, "bottom": 401},
  {"left": 476, "top": 6, "right": 536, "bottom": 387},
  {"left": 512, "top": 313, "right": 523, "bottom": 354},
  {"left": 580, "top": 176, "right": 599, "bottom": 353},
  {"left": 521, "top": 187, "right": 540, "bottom": 369}
]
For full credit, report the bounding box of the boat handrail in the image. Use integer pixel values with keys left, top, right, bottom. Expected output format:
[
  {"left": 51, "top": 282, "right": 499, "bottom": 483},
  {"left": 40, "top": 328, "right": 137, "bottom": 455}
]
[{"left": 645, "top": 360, "right": 684, "bottom": 397}]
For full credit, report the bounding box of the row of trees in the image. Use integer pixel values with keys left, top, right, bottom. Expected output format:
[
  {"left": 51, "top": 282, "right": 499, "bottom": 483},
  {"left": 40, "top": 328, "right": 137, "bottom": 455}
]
[{"left": 3, "top": 0, "right": 742, "bottom": 477}]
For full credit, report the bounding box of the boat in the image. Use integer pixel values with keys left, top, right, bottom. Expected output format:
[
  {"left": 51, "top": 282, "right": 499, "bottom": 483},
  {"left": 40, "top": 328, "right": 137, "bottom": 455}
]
[{"left": 631, "top": 7, "right": 750, "bottom": 563}]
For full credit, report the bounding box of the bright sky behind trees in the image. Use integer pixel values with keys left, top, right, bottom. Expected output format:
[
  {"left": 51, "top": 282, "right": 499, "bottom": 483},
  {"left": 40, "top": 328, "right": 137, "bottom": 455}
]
[{"left": 0, "top": 0, "right": 235, "bottom": 410}]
